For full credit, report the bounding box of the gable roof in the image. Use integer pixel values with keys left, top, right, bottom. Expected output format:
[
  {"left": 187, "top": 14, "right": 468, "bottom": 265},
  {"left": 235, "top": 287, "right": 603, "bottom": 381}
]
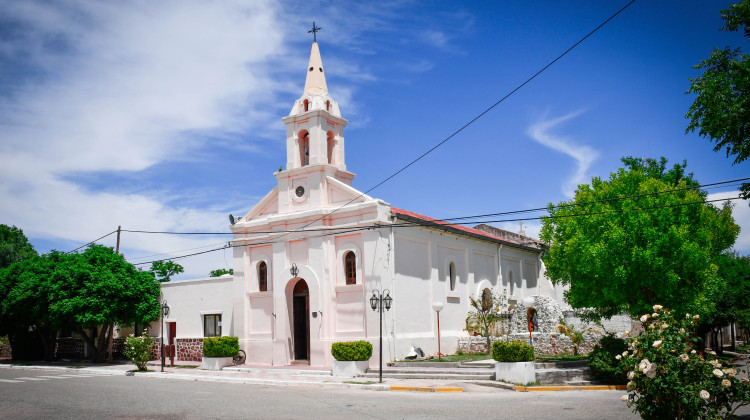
[{"left": 391, "top": 207, "right": 546, "bottom": 252}]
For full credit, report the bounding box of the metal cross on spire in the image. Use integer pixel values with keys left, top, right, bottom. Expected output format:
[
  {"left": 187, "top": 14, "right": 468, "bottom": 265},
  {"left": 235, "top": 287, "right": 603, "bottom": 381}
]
[{"left": 308, "top": 22, "right": 321, "bottom": 43}]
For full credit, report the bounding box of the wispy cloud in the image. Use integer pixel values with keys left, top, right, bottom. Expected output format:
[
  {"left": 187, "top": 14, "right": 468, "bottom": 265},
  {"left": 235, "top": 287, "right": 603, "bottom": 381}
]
[{"left": 527, "top": 111, "right": 599, "bottom": 197}]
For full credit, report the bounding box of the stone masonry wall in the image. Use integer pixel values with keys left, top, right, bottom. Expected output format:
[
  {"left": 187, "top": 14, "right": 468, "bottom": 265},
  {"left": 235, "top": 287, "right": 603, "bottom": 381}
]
[
  {"left": 56, "top": 338, "right": 85, "bottom": 359},
  {"left": 176, "top": 338, "right": 203, "bottom": 362},
  {"left": 457, "top": 332, "right": 602, "bottom": 356},
  {"left": 0, "top": 337, "right": 11, "bottom": 358}
]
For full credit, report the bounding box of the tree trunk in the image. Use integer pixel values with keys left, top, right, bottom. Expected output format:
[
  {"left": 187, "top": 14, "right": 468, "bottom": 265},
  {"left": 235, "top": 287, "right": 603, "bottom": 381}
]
[{"left": 730, "top": 323, "right": 736, "bottom": 351}]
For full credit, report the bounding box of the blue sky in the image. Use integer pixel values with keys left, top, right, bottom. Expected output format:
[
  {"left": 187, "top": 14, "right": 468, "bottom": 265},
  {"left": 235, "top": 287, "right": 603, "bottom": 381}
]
[{"left": 1, "top": 0, "right": 748, "bottom": 279}]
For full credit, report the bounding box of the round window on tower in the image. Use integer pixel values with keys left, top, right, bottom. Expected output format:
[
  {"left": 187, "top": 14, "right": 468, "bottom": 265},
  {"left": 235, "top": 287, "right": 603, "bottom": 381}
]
[
  {"left": 309, "top": 67, "right": 314, "bottom": 72},
  {"left": 295, "top": 186, "right": 305, "bottom": 197},
  {"left": 319, "top": 67, "right": 323, "bottom": 72}
]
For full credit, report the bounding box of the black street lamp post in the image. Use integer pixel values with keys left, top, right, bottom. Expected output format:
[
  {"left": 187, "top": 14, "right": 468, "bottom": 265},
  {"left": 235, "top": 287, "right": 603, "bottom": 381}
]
[
  {"left": 160, "top": 300, "right": 170, "bottom": 373},
  {"left": 370, "top": 289, "right": 392, "bottom": 383}
]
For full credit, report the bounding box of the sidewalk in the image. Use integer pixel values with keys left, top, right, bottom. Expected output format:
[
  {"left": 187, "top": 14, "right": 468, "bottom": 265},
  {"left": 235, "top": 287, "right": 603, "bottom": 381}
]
[{"left": 0, "top": 360, "right": 476, "bottom": 392}]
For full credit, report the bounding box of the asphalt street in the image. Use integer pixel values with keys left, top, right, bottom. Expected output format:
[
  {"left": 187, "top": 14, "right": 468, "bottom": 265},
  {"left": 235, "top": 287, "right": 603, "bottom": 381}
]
[{"left": 0, "top": 368, "right": 643, "bottom": 420}]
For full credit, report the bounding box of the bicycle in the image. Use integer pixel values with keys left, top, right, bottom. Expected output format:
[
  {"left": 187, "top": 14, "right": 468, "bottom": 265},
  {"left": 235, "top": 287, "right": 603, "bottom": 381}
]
[{"left": 233, "top": 349, "right": 246, "bottom": 365}]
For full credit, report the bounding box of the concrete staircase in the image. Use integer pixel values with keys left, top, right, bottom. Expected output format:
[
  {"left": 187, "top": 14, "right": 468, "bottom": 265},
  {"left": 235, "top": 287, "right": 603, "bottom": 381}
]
[
  {"left": 360, "top": 361, "right": 495, "bottom": 381},
  {"left": 359, "top": 360, "right": 593, "bottom": 386},
  {"left": 534, "top": 360, "right": 592, "bottom": 385}
]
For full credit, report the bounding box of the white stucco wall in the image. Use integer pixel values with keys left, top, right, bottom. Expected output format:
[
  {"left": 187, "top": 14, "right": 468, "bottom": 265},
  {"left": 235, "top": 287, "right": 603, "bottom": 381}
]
[{"left": 157, "top": 275, "right": 239, "bottom": 339}]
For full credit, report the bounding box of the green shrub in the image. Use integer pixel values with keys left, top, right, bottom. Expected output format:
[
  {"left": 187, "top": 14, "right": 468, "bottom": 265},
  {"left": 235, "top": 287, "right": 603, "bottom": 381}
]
[
  {"left": 492, "top": 340, "right": 535, "bottom": 362},
  {"left": 202, "top": 336, "right": 239, "bottom": 357},
  {"left": 588, "top": 334, "right": 628, "bottom": 384},
  {"left": 123, "top": 331, "right": 154, "bottom": 371},
  {"left": 331, "top": 341, "right": 373, "bottom": 361}
]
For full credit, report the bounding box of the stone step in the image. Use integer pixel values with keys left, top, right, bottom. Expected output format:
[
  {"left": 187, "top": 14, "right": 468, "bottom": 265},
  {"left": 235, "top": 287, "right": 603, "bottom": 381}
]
[
  {"left": 369, "top": 367, "right": 494, "bottom": 375},
  {"left": 223, "top": 367, "right": 332, "bottom": 376},
  {"left": 535, "top": 367, "right": 591, "bottom": 385},
  {"left": 361, "top": 372, "right": 494, "bottom": 380},
  {"left": 534, "top": 360, "right": 587, "bottom": 369}
]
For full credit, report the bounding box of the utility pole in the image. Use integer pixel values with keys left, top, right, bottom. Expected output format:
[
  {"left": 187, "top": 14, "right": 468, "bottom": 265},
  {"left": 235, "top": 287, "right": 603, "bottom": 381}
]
[{"left": 107, "top": 226, "right": 121, "bottom": 363}]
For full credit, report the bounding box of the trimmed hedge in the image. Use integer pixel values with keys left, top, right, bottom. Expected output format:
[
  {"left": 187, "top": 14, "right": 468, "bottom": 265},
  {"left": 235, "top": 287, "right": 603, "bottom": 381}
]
[
  {"left": 492, "top": 340, "right": 535, "bottom": 362},
  {"left": 587, "top": 334, "right": 628, "bottom": 384},
  {"left": 331, "top": 341, "right": 373, "bottom": 361},
  {"left": 203, "top": 336, "right": 239, "bottom": 357}
]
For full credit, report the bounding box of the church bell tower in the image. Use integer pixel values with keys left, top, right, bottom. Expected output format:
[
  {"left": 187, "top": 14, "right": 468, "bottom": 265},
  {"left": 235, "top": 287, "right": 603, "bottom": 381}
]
[{"left": 277, "top": 40, "right": 353, "bottom": 214}]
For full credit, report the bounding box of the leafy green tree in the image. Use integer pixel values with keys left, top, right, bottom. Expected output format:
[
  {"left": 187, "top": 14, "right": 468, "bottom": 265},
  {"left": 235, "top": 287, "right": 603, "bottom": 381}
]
[
  {"left": 209, "top": 268, "right": 233, "bottom": 277},
  {"left": 150, "top": 260, "right": 184, "bottom": 282},
  {"left": 686, "top": 0, "right": 750, "bottom": 197},
  {"left": 0, "top": 224, "right": 37, "bottom": 268},
  {"left": 0, "top": 245, "right": 161, "bottom": 361},
  {"left": 694, "top": 251, "right": 750, "bottom": 354},
  {"left": 540, "top": 157, "right": 739, "bottom": 320}
]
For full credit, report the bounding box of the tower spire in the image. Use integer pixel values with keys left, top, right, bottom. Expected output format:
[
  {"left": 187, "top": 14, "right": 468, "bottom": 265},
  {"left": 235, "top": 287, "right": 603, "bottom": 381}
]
[{"left": 303, "top": 42, "right": 328, "bottom": 95}]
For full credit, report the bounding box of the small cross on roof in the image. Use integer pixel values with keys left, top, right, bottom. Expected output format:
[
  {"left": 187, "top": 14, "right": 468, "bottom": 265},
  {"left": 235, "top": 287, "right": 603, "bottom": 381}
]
[{"left": 308, "top": 22, "right": 321, "bottom": 43}]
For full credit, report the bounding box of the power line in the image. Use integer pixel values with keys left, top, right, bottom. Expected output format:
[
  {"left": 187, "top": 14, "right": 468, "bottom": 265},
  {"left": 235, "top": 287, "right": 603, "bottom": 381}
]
[
  {"left": 119, "top": 176, "right": 749, "bottom": 237},
  {"left": 67, "top": 230, "right": 118, "bottom": 254},
  {"left": 131, "top": 194, "right": 739, "bottom": 266},
  {"left": 278, "top": 0, "right": 639, "bottom": 239}
]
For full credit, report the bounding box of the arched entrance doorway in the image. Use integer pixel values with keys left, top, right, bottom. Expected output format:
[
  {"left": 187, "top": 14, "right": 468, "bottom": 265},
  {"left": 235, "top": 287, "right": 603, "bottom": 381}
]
[{"left": 292, "top": 279, "right": 310, "bottom": 362}]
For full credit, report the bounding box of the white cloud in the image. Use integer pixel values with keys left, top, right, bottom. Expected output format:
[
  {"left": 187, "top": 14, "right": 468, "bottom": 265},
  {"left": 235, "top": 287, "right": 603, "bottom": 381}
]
[
  {"left": 527, "top": 111, "right": 599, "bottom": 198},
  {"left": 707, "top": 191, "right": 750, "bottom": 254},
  {"left": 0, "top": 1, "right": 285, "bottom": 277}
]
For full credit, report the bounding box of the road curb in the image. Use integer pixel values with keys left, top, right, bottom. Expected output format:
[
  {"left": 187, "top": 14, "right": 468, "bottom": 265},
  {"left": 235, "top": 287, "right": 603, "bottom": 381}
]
[
  {"left": 390, "top": 386, "right": 464, "bottom": 392},
  {"left": 516, "top": 385, "right": 627, "bottom": 392}
]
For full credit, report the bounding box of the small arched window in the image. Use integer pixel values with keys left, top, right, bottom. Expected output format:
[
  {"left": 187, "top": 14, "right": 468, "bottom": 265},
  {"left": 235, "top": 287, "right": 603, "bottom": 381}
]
[
  {"left": 327, "top": 131, "right": 335, "bottom": 164},
  {"left": 303, "top": 99, "right": 309, "bottom": 112},
  {"left": 299, "top": 131, "right": 309, "bottom": 166},
  {"left": 344, "top": 251, "right": 356, "bottom": 285},
  {"left": 508, "top": 271, "right": 514, "bottom": 296},
  {"left": 258, "top": 261, "right": 267, "bottom": 292},
  {"left": 448, "top": 261, "right": 456, "bottom": 291},
  {"left": 326, "top": 100, "right": 330, "bottom": 111}
]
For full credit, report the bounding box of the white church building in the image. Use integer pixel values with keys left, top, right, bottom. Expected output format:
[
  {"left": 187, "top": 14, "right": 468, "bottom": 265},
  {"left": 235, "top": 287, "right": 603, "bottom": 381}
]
[{"left": 158, "top": 41, "right": 567, "bottom": 367}]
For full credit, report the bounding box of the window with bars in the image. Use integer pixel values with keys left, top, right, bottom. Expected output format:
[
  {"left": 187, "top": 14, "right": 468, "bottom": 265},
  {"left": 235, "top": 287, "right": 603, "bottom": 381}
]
[
  {"left": 204, "top": 314, "right": 222, "bottom": 337},
  {"left": 344, "top": 251, "right": 356, "bottom": 285},
  {"left": 258, "top": 261, "right": 267, "bottom": 292}
]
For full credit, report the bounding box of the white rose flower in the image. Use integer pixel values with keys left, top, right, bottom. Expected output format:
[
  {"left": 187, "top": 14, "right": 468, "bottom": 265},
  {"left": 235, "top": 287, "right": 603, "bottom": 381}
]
[
  {"left": 621, "top": 394, "right": 628, "bottom": 402},
  {"left": 713, "top": 369, "right": 724, "bottom": 377},
  {"left": 742, "top": 377, "right": 749, "bottom": 384},
  {"left": 679, "top": 354, "right": 689, "bottom": 362},
  {"left": 700, "top": 390, "right": 710, "bottom": 400},
  {"left": 660, "top": 323, "right": 668, "bottom": 330},
  {"left": 622, "top": 351, "right": 628, "bottom": 357},
  {"left": 653, "top": 304, "right": 663, "bottom": 311},
  {"left": 652, "top": 340, "right": 662, "bottom": 348},
  {"left": 679, "top": 328, "right": 685, "bottom": 334},
  {"left": 722, "top": 379, "right": 731, "bottom": 388},
  {"left": 616, "top": 355, "right": 621, "bottom": 360},
  {"left": 691, "top": 350, "right": 697, "bottom": 354},
  {"left": 627, "top": 381, "right": 636, "bottom": 391},
  {"left": 627, "top": 371, "right": 635, "bottom": 380},
  {"left": 652, "top": 313, "right": 659, "bottom": 318},
  {"left": 640, "top": 315, "right": 649, "bottom": 323}
]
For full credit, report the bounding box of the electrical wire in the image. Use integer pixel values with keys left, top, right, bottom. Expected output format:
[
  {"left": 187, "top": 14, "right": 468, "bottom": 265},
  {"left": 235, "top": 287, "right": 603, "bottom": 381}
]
[
  {"left": 131, "top": 194, "right": 739, "bottom": 266},
  {"left": 67, "top": 230, "right": 118, "bottom": 254},
  {"left": 278, "top": 0, "right": 639, "bottom": 239}
]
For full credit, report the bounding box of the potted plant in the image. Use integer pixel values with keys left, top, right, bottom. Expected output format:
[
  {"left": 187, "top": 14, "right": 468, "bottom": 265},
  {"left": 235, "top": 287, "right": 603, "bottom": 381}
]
[
  {"left": 201, "top": 336, "right": 239, "bottom": 371},
  {"left": 331, "top": 340, "right": 372, "bottom": 378},
  {"left": 493, "top": 340, "right": 535, "bottom": 385}
]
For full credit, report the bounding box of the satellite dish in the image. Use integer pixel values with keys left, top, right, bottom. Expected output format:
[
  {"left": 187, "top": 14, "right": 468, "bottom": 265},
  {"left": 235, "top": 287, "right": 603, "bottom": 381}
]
[{"left": 229, "top": 214, "right": 235, "bottom": 225}]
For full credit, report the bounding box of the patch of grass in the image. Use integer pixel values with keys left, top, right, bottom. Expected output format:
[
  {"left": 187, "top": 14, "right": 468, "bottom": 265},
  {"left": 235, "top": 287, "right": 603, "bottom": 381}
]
[
  {"left": 176, "top": 365, "right": 198, "bottom": 369},
  {"left": 344, "top": 381, "right": 377, "bottom": 385},
  {"left": 127, "top": 368, "right": 155, "bottom": 373}
]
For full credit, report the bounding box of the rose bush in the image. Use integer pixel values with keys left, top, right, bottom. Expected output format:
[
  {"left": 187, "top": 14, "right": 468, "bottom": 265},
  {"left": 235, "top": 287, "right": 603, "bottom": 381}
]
[
  {"left": 619, "top": 305, "right": 750, "bottom": 419},
  {"left": 122, "top": 331, "right": 154, "bottom": 371}
]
